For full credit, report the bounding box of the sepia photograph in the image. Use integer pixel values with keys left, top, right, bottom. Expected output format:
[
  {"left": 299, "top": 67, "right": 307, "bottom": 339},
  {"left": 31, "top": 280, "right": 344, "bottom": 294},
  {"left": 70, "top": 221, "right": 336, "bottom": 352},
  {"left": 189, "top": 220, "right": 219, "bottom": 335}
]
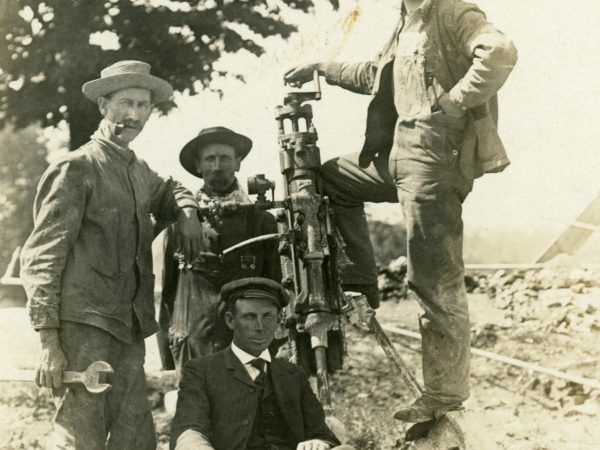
[{"left": 0, "top": 0, "right": 599, "bottom": 449}]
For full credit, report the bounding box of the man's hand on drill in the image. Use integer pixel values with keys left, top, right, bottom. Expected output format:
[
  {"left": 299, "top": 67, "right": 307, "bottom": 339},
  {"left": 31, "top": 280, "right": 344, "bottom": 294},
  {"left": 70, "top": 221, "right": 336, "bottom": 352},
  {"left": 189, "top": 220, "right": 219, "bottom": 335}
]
[
  {"left": 284, "top": 63, "right": 323, "bottom": 87},
  {"left": 175, "top": 207, "right": 204, "bottom": 263}
]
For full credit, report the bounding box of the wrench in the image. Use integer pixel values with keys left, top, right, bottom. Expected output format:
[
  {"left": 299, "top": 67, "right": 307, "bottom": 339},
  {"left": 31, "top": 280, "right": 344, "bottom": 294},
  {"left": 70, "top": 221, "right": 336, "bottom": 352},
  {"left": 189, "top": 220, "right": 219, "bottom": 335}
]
[{"left": 0, "top": 360, "right": 114, "bottom": 393}]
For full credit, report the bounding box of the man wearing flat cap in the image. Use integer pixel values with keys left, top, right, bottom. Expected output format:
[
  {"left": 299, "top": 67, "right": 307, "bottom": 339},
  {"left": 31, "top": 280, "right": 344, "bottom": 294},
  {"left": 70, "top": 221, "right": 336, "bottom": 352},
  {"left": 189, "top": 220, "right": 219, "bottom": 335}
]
[
  {"left": 20, "top": 60, "right": 203, "bottom": 449},
  {"left": 159, "top": 127, "right": 281, "bottom": 373},
  {"left": 170, "top": 277, "right": 356, "bottom": 450}
]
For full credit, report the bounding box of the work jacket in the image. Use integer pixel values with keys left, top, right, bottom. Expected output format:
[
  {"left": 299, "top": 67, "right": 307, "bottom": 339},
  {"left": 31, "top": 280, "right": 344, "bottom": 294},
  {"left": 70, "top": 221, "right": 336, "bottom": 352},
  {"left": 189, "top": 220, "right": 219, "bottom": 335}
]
[
  {"left": 20, "top": 130, "right": 197, "bottom": 342},
  {"left": 161, "top": 180, "right": 280, "bottom": 308},
  {"left": 323, "top": 0, "right": 518, "bottom": 179},
  {"left": 159, "top": 182, "right": 281, "bottom": 368}
]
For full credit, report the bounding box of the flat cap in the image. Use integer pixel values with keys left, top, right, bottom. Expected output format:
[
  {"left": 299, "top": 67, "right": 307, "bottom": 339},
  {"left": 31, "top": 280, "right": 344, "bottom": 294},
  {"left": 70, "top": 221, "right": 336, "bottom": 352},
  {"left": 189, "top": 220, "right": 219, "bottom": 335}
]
[{"left": 220, "top": 277, "right": 289, "bottom": 309}]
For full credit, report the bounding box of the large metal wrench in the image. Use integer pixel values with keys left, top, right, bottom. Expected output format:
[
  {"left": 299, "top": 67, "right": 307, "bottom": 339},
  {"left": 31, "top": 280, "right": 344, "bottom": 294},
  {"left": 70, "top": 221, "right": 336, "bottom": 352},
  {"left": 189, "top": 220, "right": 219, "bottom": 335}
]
[{"left": 0, "top": 360, "right": 114, "bottom": 393}]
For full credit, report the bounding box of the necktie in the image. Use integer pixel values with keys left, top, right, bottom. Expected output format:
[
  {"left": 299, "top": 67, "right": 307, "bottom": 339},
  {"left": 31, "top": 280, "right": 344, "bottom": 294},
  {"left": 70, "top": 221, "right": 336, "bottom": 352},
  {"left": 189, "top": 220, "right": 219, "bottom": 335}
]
[{"left": 249, "top": 358, "right": 266, "bottom": 386}]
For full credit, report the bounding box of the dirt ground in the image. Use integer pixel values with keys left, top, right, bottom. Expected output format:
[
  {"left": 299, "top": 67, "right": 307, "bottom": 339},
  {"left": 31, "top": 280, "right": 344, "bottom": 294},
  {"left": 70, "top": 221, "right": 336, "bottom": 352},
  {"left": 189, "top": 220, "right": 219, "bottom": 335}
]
[{"left": 1, "top": 285, "right": 599, "bottom": 450}]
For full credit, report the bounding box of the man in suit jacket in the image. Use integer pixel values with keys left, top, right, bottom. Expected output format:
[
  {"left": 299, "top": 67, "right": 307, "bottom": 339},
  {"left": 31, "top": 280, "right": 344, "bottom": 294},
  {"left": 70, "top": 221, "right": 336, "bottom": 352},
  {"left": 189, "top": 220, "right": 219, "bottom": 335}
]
[{"left": 170, "top": 277, "right": 355, "bottom": 450}]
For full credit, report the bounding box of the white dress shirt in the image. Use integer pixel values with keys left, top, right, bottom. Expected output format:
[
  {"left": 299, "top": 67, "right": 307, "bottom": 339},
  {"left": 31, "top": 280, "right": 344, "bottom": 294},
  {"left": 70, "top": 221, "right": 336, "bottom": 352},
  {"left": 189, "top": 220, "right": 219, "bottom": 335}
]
[{"left": 230, "top": 341, "right": 271, "bottom": 381}]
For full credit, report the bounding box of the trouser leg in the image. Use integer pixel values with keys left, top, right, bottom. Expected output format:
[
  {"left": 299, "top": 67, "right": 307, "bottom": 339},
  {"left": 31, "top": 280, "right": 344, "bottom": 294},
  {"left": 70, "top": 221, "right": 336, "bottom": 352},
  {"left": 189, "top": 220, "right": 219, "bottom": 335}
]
[
  {"left": 392, "top": 117, "right": 473, "bottom": 403},
  {"left": 52, "top": 322, "right": 156, "bottom": 450},
  {"left": 186, "top": 274, "right": 229, "bottom": 358},
  {"left": 321, "top": 152, "right": 397, "bottom": 297},
  {"left": 401, "top": 193, "right": 470, "bottom": 403},
  {"left": 52, "top": 322, "right": 117, "bottom": 449},
  {"left": 106, "top": 332, "right": 156, "bottom": 450}
]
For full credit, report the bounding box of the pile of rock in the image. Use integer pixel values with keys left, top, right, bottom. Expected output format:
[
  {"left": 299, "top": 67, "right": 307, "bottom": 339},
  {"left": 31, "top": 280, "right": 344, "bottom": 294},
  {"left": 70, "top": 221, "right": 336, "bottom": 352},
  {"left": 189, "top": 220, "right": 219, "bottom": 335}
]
[
  {"left": 377, "top": 256, "right": 409, "bottom": 301},
  {"left": 467, "top": 268, "right": 600, "bottom": 333}
]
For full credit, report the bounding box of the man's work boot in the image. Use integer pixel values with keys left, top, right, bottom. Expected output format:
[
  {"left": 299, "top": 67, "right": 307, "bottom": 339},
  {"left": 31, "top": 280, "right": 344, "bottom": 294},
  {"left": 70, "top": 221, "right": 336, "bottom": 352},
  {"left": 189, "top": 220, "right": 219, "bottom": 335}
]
[
  {"left": 393, "top": 396, "right": 463, "bottom": 423},
  {"left": 343, "top": 283, "right": 380, "bottom": 309}
]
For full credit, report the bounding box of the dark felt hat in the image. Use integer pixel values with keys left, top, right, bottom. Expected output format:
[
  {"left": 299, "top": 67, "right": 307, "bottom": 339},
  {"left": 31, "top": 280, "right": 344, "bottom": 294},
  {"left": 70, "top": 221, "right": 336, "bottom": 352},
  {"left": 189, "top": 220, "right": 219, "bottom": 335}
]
[
  {"left": 82, "top": 60, "right": 173, "bottom": 103},
  {"left": 179, "top": 126, "right": 252, "bottom": 178},
  {"left": 220, "top": 277, "right": 289, "bottom": 310}
]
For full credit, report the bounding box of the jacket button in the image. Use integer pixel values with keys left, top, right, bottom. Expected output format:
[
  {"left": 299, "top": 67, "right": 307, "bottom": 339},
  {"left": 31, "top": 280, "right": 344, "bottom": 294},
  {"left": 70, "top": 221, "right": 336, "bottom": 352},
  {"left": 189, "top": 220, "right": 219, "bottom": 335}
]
[
  {"left": 249, "top": 387, "right": 255, "bottom": 393},
  {"left": 452, "top": 149, "right": 459, "bottom": 156},
  {"left": 242, "top": 419, "right": 249, "bottom": 426}
]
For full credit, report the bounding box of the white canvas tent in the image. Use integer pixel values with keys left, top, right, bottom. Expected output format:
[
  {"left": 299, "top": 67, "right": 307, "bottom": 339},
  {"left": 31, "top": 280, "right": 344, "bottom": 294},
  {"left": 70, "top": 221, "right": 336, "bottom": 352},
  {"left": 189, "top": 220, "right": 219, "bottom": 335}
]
[{"left": 536, "top": 191, "right": 600, "bottom": 263}]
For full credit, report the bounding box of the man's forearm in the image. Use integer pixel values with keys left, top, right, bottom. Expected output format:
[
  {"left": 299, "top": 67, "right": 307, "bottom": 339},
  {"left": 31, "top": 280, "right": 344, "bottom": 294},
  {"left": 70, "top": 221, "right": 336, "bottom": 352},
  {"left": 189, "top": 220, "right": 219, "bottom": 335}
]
[
  {"left": 320, "top": 61, "right": 377, "bottom": 95},
  {"left": 39, "top": 328, "right": 60, "bottom": 344},
  {"left": 447, "top": 24, "right": 518, "bottom": 110},
  {"left": 173, "top": 181, "right": 199, "bottom": 210},
  {"left": 146, "top": 161, "right": 198, "bottom": 222}
]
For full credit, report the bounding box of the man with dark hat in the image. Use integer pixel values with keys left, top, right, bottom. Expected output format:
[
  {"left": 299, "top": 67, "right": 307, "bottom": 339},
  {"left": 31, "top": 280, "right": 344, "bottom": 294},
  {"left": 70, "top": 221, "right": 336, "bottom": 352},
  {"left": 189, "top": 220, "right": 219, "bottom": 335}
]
[
  {"left": 170, "top": 277, "right": 356, "bottom": 450},
  {"left": 159, "top": 127, "right": 281, "bottom": 372},
  {"left": 20, "top": 60, "right": 203, "bottom": 449}
]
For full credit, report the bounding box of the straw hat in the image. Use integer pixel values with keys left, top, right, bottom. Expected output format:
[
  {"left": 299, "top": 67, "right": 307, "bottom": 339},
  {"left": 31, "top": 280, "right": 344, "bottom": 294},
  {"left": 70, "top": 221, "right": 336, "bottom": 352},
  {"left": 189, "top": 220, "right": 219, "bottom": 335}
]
[{"left": 82, "top": 60, "right": 173, "bottom": 103}]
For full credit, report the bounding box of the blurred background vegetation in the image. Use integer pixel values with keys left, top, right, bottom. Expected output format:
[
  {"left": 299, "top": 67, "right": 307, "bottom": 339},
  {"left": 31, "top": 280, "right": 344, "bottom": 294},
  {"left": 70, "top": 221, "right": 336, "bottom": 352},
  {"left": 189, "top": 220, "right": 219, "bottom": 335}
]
[{"left": 0, "top": 126, "right": 49, "bottom": 276}]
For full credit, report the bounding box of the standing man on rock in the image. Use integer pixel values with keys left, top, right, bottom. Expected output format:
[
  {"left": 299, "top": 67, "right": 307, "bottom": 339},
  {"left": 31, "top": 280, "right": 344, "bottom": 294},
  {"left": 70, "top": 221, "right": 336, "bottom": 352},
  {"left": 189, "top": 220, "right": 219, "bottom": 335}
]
[
  {"left": 285, "top": 0, "right": 517, "bottom": 422},
  {"left": 20, "top": 60, "right": 203, "bottom": 449},
  {"left": 159, "top": 127, "right": 281, "bottom": 372}
]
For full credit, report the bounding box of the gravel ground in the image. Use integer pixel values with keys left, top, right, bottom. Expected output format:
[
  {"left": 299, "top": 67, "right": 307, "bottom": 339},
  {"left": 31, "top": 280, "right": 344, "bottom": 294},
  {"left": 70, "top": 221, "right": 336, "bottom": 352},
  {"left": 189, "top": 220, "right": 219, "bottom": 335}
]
[{"left": 1, "top": 289, "right": 599, "bottom": 449}]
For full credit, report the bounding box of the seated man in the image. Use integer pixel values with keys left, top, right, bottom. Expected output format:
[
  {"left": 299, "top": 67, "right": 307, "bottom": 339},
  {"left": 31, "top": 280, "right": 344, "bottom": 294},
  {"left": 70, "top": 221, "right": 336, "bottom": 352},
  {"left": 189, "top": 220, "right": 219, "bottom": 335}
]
[
  {"left": 170, "top": 277, "right": 355, "bottom": 450},
  {"left": 159, "top": 127, "right": 281, "bottom": 371}
]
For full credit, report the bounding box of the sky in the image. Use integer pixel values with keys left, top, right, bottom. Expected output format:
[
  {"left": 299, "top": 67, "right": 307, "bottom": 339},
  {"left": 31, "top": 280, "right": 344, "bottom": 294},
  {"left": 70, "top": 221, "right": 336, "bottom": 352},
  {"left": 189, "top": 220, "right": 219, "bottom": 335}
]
[{"left": 126, "top": 0, "right": 600, "bottom": 235}]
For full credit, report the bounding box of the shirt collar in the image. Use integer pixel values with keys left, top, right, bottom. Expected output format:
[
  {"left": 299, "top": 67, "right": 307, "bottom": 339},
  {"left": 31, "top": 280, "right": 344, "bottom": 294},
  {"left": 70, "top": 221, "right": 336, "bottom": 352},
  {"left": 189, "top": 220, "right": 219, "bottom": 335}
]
[
  {"left": 200, "top": 178, "right": 240, "bottom": 198},
  {"left": 91, "top": 119, "right": 135, "bottom": 164},
  {"left": 197, "top": 178, "right": 252, "bottom": 205},
  {"left": 231, "top": 342, "right": 271, "bottom": 365}
]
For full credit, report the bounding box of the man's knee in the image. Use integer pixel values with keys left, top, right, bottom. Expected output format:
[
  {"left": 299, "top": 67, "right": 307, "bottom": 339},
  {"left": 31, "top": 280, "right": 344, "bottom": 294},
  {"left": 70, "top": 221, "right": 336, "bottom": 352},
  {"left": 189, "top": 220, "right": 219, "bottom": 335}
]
[
  {"left": 320, "top": 157, "right": 339, "bottom": 179},
  {"left": 321, "top": 158, "right": 351, "bottom": 205}
]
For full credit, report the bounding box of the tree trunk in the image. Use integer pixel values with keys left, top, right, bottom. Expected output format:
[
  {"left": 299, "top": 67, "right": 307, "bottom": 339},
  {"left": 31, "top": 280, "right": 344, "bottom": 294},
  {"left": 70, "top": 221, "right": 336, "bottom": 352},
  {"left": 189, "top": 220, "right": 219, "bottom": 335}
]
[{"left": 68, "top": 99, "right": 102, "bottom": 150}]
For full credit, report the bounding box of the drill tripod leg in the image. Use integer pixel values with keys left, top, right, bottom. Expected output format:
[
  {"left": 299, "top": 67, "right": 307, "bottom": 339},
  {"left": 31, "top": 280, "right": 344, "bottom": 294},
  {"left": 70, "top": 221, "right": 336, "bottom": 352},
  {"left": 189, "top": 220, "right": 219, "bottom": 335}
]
[
  {"left": 343, "top": 293, "right": 422, "bottom": 398},
  {"left": 314, "top": 346, "right": 332, "bottom": 413},
  {"left": 343, "top": 293, "right": 500, "bottom": 449},
  {"left": 313, "top": 345, "right": 349, "bottom": 443}
]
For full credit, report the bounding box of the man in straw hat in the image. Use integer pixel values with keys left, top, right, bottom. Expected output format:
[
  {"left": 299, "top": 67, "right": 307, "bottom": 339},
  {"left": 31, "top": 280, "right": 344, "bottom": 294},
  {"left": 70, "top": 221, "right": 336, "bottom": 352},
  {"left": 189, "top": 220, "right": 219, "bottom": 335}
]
[
  {"left": 20, "top": 60, "right": 203, "bottom": 448},
  {"left": 159, "top": 127, "right": 281, "bottom": 373},
  {"left": 170, "top": 277, "right": 356, "bottom": 450}
]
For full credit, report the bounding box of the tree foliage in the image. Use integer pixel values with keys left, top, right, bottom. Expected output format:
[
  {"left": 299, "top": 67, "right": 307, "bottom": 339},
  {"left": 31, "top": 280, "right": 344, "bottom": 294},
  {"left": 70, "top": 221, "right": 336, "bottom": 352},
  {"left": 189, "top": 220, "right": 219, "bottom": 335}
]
[
  {"left": 0, "top": 0, "right": 335, "bottom": 149},
  {"left": 0, "top": 125, "right": 49, "bottom": 274}
]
